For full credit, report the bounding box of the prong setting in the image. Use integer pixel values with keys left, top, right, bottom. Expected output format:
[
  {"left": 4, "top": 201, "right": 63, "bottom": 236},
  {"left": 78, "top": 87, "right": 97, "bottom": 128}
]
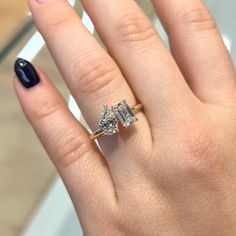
[
  {"left": 112, "top": 100, "right": 137, "bottom": 128},
  {"left": 99, "top": 105, "right": 119, "bottom": 136},
  {"left": 91, "top": 100, "right": 142, "bottom": 139}
]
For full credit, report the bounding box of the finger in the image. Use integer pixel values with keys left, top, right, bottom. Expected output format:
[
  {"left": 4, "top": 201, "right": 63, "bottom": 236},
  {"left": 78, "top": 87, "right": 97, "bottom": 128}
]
[
  {"left": 29, "top": 0, "right": 138, "bottom": 131},
  {"left": 14, "top": 58, "right": 116, "bottom": 223},
  {"left": 152, "top": 0, "right": 236, "bottom": 103},
  {"left": 29, "top": 0, "right": 154, "bottom": 186},
  {"left": 80, "top": 0, "right": 195, "bottom": 126}
]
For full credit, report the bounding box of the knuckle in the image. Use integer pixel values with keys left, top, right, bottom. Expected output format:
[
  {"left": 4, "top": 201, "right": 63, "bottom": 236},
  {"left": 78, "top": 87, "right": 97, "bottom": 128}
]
[
  {"left": 112, "top": 209, "right": 144, "bottom": 236},
  {"left": 114, "top": 13, "right": 157, "bottom": 45},
  {"left": 57, "top": 130, "right": 93, "bottom": 168},
  {"left": 184, "top": 126, "right": 211, "bottom": 159},
  {"left": 182, "top": 120, "right": 223, "bottom": 176},
  {"left": 77, "top": 57, "right": 121, "bottom": 98},
  {"left": 32, "top": 93, "right": 62, "bottom": 121},
  {"left": 177, "top": 4, "right": 216, "bottom": 32},
  {"left": 46, "top": 13, "right": 72, "bottom": 30},
  {"left": 110, "top": 216, "right": 129, "bottom": 236}
]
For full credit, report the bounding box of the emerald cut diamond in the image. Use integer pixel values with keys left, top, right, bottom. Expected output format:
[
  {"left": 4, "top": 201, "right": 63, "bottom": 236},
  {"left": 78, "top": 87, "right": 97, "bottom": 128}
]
[
  {"left": 99, "top": 105, "right": 119, "bottom": 136},
  {"left": 112, "top": 100, "right": 137, "bottom": 128}
]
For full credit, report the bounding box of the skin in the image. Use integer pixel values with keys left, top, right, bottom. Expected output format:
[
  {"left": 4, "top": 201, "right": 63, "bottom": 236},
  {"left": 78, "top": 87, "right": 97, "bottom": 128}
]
[{"left": 15, "top": 0, "right": 236, "bottom": 235}]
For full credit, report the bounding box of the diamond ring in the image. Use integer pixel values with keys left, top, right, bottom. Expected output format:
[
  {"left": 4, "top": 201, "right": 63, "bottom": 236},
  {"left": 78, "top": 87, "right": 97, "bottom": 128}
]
[{"left": 90, "top": 100, "right": 143, "bottom": 140}]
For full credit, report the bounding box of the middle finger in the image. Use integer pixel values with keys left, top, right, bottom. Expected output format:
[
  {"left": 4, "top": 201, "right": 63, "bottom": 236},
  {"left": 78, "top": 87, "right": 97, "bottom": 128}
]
[{"left": 81, "top": 0, "right": 196, "bottom": 129}]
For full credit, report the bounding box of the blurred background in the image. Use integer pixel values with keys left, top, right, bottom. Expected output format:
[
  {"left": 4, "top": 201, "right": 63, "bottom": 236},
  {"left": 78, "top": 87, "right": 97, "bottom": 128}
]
[{"left": 0, "top": 1, "right": 235, "bottom": 236}]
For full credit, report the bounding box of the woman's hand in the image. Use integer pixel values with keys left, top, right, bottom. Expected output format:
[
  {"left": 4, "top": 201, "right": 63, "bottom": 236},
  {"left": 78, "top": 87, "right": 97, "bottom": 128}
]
[{"left": 14, "top": 0, "right": 236, "bottom": 235}]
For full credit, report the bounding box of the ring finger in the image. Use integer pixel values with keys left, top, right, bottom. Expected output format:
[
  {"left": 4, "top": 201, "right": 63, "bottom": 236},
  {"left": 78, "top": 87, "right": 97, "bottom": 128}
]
[{"left": 29, "top": 0, "right": 152, "bottom": 186}]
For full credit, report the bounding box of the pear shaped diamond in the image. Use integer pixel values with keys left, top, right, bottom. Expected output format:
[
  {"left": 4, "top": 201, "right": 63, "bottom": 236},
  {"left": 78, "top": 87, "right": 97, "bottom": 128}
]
[{"left": 99, "top": 105, "right": 119, "bottom": 136}]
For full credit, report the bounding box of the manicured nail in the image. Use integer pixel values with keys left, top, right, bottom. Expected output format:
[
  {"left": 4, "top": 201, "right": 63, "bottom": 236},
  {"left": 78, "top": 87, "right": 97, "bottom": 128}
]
[
  {"left": 14, "top": 58, "right": 40, "bottom": 89},
  {"left": 35, "top": 0, "right": 52, "bottom": 3}
]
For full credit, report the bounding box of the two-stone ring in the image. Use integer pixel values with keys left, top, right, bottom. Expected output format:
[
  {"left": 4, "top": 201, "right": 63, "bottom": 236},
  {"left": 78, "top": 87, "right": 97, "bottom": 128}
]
[{"left": 90, "top": 100, "right": 143, "bottom": 140}]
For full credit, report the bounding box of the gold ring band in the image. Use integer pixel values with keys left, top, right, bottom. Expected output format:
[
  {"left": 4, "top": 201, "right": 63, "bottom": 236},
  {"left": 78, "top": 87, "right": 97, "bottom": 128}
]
[
  {"left": 90, "top": 100, "right": 143, "bottom": 140},
  {"left": 131, "top": 103, "right": 143, "bottom": 114}
]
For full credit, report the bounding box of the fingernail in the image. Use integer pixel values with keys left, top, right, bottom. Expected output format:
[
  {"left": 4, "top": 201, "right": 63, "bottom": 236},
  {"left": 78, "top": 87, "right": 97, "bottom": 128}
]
[
  {"left": 35, "top": 0, "right": 52, "bottom": 3},
  {"left": 14, "top": 58, "right": 40, "bottom": 89}
]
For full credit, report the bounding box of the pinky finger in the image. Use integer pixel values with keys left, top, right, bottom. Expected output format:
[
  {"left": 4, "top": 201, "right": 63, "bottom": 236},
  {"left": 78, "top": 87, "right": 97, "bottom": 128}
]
[{"left": 14, "top": 58, "right": 116, "bottom": 226}]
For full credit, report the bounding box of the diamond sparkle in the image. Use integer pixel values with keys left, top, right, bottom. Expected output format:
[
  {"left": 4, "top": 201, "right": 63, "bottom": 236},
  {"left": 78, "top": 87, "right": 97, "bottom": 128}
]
[
  {"left": 112, "top": 100, "right": 137, "bottom": 128},
  {"left": 99, "top": 105, "right": 119, "bottom": 136}
]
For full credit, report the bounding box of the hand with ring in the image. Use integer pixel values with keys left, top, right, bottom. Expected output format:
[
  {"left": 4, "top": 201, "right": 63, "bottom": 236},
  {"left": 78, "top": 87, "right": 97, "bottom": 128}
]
[{"left": 14, "top": 0, "right": 236, "bottom": 235}]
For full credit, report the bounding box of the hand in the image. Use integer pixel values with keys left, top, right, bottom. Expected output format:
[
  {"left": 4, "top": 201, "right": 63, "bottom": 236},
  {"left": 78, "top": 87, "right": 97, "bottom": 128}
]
[{"left": 14, "top": 0, "right": 236, "bottom": 235}]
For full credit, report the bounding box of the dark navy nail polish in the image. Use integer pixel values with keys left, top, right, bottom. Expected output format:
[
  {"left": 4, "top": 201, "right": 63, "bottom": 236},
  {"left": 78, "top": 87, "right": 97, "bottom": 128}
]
[{"left": 14, "top": 58, "right": 40, "bottom": 89}]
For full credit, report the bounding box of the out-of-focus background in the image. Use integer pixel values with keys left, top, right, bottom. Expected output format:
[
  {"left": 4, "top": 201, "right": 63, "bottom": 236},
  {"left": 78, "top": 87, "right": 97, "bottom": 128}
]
[{"left": 0, "top": 1, "right": 235, "bottom": 236}]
